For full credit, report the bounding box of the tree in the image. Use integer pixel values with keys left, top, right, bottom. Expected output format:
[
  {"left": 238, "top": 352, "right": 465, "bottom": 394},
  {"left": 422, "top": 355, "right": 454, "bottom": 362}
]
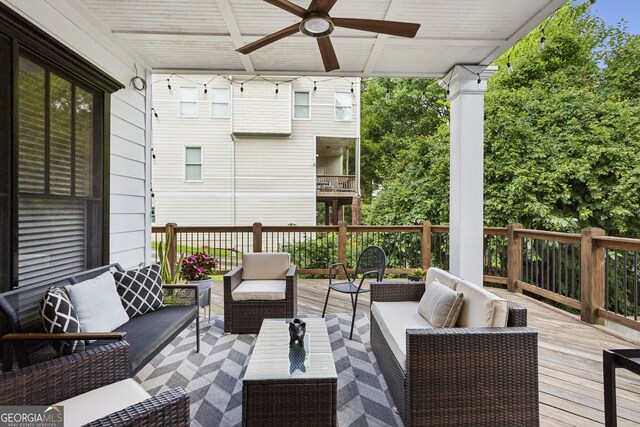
[{"left": 363, "top": 2, "right": 640, "bottom": 237}]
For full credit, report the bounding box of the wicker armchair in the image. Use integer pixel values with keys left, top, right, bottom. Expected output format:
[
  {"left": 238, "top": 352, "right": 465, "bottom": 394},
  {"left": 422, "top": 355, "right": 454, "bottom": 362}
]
[
  {"left": 370, "top": 280, "right": 539, "bottom": 426},
  {"left": 224, "top": 253, "right": 297, "bottom": 334},
  {"left": 0, "top": 341, "right": 189, "bottom": 426}
]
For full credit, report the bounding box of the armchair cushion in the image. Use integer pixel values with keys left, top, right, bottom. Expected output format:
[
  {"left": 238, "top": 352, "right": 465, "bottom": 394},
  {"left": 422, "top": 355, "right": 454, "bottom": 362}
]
[
  {"left": 371, "top": 301, "right": 431, "bottom": 370},
  {"left": 242, "top": 253, "right": 290, "bottom": 280},
  {"left": 417, "top": 280, "right": 464, "bottom": 327},
  {"left": 113, "top": 264, "right": 164, "bottom": 318},
  {"left": 231, "top": 280, "right": 286, "bottom": 301},
  {"left": 55, "top": 378, "right": 150, "bottom": 426},
  {"left": 65, "top": 272, "right": 129, "bottom": 333},
  {"left": 456, "top": 280, "right": 509, "bottom": 327}
]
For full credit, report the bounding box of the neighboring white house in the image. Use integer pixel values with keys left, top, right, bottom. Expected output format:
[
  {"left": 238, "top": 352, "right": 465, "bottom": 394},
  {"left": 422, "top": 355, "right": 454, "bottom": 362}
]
[{"left": 151, "top": 75, "right": 361, "bottom": 226}]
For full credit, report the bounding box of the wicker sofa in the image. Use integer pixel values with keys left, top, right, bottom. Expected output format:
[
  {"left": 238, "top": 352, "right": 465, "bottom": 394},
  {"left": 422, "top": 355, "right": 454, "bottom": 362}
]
[
  {"left": 0, "top": 263, "right": 199, "bottom": 374},
  {"left": 0, "top": 341, "right": 189, "bottom": 426},
  {"left": 370, "top": 268, "right": 539, "bottom": 426},
  {"left": 224, "top": 253, "right": 297, "bottom": 334}
]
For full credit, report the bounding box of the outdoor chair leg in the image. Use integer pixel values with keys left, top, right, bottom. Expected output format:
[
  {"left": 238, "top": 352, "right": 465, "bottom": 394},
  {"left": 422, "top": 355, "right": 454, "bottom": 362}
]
[
  {"left": 349, "top": 293, "right": 359, "bottom": 340},
  {"left": 322, "top": 287, "right": 331, "bottom": 318},
  {"left": 196, "top": 315, "right": 200, "bottom": 353}
]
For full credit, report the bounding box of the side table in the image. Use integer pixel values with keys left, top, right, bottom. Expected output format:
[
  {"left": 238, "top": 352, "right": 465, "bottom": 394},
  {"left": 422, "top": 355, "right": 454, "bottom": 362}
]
[{"left": 603, "top": 348, "right": 640, "bottom": 426}]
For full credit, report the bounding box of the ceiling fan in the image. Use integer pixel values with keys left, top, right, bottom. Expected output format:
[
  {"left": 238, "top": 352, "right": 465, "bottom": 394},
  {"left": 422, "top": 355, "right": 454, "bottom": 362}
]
[{"left": 236, "top": 0, "right": 421, "bottom": 72}]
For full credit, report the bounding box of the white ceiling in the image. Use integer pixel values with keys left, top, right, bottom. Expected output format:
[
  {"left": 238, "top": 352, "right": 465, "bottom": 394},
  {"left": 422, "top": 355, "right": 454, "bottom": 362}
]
[{"left": 79, "top": 0, "right": 566, "bottom": 77}]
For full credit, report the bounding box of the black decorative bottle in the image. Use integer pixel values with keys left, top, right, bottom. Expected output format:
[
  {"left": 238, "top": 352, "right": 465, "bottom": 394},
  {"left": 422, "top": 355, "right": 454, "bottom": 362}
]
[{"left": 288, "top": 318, "right": 306, "bottom": 346}]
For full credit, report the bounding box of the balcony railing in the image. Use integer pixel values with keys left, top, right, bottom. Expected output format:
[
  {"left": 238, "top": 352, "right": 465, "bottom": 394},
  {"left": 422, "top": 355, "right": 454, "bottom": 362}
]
[
  {"left": 152, "top": 221, "right": 640, "bottom": 334},
  {"left": 316, "top": 175, "right": 356, "bottom": 193}
]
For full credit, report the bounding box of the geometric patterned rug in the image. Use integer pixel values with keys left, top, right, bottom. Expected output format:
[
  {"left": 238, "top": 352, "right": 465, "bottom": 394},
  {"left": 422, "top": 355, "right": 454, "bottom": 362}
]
[{"left": 135, "top": 313, "right": 403, "bottom": 426}]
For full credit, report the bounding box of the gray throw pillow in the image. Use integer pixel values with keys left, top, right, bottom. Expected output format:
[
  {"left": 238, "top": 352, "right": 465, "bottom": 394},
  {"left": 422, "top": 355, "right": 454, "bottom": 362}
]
[
  {"left": 417, "top": 280, "right": 464, "bottom": 327},
  {"left": 65, "top": 271, "right": 129, "bottom": 332}
]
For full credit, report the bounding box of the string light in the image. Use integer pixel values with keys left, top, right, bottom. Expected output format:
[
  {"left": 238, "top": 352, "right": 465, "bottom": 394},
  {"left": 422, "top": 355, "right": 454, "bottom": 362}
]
[
  {"left": 385, "top": 86, "right": 390, "bottom": 99},
  {"left": 275, "top": 83, "right": 279, "bottom": 95},
  {"left": 350, "top": 82, "right": 354, "bottom": 94},
  {"left": 204, "top": 84, "right": 208, "bottom": 95},
  {"left": 151, "top": 148, "right": 156, "bottom": 159},
  {"left": 421, "top": 89, "right": 426, "bottom": 102},
  {"left": 313, "top": 81, "right": 317, "bottom": 93},
  {"left": 477, "top": 74, "right": 482, "bottom": 85},
  {"left": 539, "top": 30, "right": 546, "bottom": 51},
  {"left": 151, "top": 107, "right": 158, "bottom": 118},
  {"left": 240, "top": 83, "right": 244, "bottom": 93},
  {"left": 166, "top": 78, "right": 171, "bottom": 90}
]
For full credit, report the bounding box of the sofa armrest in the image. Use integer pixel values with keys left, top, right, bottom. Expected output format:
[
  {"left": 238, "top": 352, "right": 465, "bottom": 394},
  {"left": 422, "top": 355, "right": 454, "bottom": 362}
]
[
  {"left": 404, "top": 327, "right": 539, "bottom": 425},
  {"left": 223, "top": 266, "right": 243, "bottom": 296},
  {"left": 2, "top": 332, "right": 126, "bottom": 341},
  {"left": 163, "top": 284, "right": 199, "bottom": 307},
  {"left": 507, "top": 302, "right": 527, "bottom": 327},
  {"left": 370, "top": 281, "right": 424, "bottom": 304},
  {"left": 87, "top": 387, "right": 190, "bottom": 427},
  {"left": 286, "top": 265, "right": 298, "bottom": 316},
  {"left": 0, "top": 341, "right": 131, "bottom": 405}
]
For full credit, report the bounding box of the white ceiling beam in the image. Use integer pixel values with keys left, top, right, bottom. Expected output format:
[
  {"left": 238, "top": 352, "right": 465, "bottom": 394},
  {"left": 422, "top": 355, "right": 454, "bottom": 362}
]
[
  {"left": 215, "top": 0, "right": 254, "bottom": 72},
  {"left": 363, "top": 0, "right": 408, "bottom": 75},
  {"left": 480, "top": 0, "right": 567, "bottom": 65}
]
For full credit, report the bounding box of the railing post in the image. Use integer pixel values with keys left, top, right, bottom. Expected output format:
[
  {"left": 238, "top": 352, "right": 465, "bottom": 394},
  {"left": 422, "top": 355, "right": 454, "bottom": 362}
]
[
  {"left": 253, "top": 222, "right": 262, "bottom": 252},
  {"left": 581, "top": 227, "right": 606, "bottom": 324},
  {"left": 507, "top": 223, "right": 523, "bottom": 293},
  {"left": 421, "top": 220, "right": 431, "bottom": 270},
  {"left": 165, "top": 222, "right": 177, "bottom": 278},
  {"left": 338, "top": 220, "right": 347, "bottom": 279}
]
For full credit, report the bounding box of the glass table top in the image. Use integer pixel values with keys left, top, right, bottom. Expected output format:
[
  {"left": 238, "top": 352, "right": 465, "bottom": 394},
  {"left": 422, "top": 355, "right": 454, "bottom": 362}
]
[{"left": 244, "top": 318, "right": 337, "bottom": 381}]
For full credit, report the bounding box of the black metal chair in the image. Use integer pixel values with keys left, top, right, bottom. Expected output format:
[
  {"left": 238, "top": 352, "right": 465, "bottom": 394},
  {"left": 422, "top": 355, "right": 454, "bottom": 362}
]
[{"left": 322, "top": 245, "right": 386, "bottom": 339}]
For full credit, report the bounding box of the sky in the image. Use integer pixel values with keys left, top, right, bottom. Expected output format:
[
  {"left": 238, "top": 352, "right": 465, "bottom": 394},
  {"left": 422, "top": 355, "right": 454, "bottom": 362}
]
[{"left": 588, "top": 0, "right": 640, "bottom": 34}]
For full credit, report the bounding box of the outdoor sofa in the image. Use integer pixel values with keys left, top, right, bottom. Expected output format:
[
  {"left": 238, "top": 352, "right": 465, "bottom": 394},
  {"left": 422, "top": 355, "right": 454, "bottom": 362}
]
[
  {"left": 370, "top": 267, "right": 539, "bottom": 426},
  {"left": 0, "top": 263, "right": 199, "bottom": 374},
  {"left": 0, "top": 341, "right": 189, "bottom": 426}
]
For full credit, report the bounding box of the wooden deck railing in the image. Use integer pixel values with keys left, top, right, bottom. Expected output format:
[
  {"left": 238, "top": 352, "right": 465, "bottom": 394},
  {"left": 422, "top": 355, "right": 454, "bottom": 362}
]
[
  {"left": 316, "top": 175, "right": 356, "bottom": 193},
  {"left": 152, "top": 221, "right": 640, "bottom": 332}
]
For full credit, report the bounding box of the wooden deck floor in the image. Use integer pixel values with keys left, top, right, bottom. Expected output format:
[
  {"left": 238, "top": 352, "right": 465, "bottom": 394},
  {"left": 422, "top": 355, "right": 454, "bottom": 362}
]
[{"left": 208, "top": 280, "right": 640, "bottom": 426}]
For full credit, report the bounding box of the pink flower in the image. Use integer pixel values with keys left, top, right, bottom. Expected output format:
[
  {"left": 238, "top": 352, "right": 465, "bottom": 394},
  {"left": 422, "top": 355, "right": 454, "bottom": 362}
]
[{"left": 197, "top": 267, "right": 204, "bottom": 273}]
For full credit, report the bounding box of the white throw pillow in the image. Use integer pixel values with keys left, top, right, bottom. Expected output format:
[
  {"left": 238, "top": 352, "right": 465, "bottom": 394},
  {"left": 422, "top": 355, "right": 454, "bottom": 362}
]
[
  {"left": 417, "top": 280, "right": 464, "bottom": 328},
  {"left": 65, "top": 272, "right": 129, "bottom": 332}
]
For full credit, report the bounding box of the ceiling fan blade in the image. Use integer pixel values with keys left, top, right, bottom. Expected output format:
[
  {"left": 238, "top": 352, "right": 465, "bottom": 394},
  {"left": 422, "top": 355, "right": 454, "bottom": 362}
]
[
  {"left": 317, "top": 37, "right": 340, "bottom": 72},
  {"left": 263, "top": 0, "right": 308, "bottom": 18},
  {"left": 236, "top": 23, "right": 300, "bottom": 55},
  {"left": 332, "top": 18, "right": 420, "bottom": 38},
  {"left": 308, "top": 0, "right": 338, "bottom": 13}
]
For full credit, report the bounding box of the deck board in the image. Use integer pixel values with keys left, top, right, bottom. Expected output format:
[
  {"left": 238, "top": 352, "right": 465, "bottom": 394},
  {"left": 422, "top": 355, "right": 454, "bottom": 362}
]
[{"left": 205, "top": 280, "right": 640, "bottom": 426}]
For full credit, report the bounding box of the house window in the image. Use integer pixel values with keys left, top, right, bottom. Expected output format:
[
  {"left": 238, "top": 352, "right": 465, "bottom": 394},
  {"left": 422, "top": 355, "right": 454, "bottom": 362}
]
[
  {"left": 179, "top": 87, "right": 198, "bottom": 117},
  {"left": 335, "top": 92, "right": 352, "bottom": 121},
  {"left": 212, "top": 88, "right": 229, "bottom": 118},
  {"left": 293, "top": 91, "right": 310, "bottom": 119},
  {"left": 185, "top": 147, "right": 203, "bottom": 181},
  {"left": 0, "top": 5, "right": 119, "bottom": 291}
]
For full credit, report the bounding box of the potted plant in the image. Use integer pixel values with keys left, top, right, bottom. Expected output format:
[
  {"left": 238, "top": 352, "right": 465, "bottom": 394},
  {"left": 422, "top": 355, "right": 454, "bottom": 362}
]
[
  {"left": 408, "top": 267, "right": 426, "bottom": 282},
  {"left": 180, "top": 252, "right": 219, "bottom": 309}
]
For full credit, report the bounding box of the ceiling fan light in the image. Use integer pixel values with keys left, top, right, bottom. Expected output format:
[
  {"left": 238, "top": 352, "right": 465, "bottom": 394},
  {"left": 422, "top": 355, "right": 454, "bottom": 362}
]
[{"left": 300, "top": 13, "right": 334, "bottom": 37}]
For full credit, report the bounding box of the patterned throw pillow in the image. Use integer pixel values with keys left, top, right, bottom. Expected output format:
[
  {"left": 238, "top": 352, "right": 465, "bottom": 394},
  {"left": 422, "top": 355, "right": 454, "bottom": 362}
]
[
  {"left": 39, "top": 287, "right": 83, "bottom": 352},
  {"left": 113, "top": 264, "right": 165, "bottom": 318}
]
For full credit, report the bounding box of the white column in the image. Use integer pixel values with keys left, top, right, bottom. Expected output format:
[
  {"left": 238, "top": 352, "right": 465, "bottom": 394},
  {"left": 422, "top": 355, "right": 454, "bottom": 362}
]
[{"left": 440, "top": 65, "right": 497, "bottom": 285}]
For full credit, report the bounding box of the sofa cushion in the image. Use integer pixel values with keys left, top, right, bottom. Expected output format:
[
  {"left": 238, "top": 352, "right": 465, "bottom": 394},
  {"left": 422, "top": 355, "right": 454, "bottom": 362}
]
[
  {"left": 417, "top": 280, "right": 464, "bottom": 327},
  {"left": 456, "top": 280, "right": 509, "bottom": 327},
  {"left": 231, "top": 280, "right": 286, "bottom": 301},
  {"left": 55, "top": 378, "right": 150, "bottom": 426},
  {"left": 425, "top": 267, "right": 460, "bottom": 290},
  {"left": 371, "top": 301, "right": 432, "bottom": 370},
  {"left": 65, "top": 272, "right": 129, "bottom": 332},
  {"left": 242, "top": 253, "right": 290, "bottom": 280},
  {"left": 113, "top": 264, "right": 164, "bottom": 318},
  {"left": 114, "top": 305, "right": 198, "bottom": 370}
]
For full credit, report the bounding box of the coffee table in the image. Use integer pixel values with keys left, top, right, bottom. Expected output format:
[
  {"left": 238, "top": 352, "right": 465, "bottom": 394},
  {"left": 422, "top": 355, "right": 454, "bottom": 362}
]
[{"left": 242, "top": 318, "right": 337, "bottom": 427}]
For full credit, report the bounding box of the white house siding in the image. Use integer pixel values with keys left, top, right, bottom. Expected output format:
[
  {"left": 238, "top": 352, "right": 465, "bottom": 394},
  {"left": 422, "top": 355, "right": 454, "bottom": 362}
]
[
  {"left": 4, "top": 0, "right": 152, "bottom": 267},
  {"left": 152, "top": 74, "right": 359, "bottom": 227}
]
